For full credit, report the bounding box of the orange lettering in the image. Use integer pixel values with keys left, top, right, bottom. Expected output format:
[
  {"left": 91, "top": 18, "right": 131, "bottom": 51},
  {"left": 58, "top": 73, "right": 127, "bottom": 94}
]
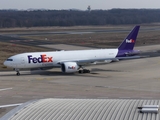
[
  {"left": 42, "top": 54, "right": 47, "bottom": 62},
  {"left": 48, "top": 57, "right": 53, "bottom": 62}
]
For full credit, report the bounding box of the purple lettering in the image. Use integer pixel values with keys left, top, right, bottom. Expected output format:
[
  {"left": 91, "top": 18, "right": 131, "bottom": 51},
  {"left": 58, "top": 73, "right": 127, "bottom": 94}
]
[
  {"left": 28, "top": 54, "right": 53, "bottom": 64},
  {"left": 33, "top": 57, "right": 37, "bottom": 63},
  {"left": 28, "top": 55, "right": 33, "bottom": 63},
  {"left": 38, "top": 57, "right": 42, "bottom": 63}
]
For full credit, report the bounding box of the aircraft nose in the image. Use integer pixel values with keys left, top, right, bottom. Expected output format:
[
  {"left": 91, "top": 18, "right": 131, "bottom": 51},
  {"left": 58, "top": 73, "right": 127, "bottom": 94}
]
[{"left": 3, "top": 61, "right": 8, "bottom": 67}]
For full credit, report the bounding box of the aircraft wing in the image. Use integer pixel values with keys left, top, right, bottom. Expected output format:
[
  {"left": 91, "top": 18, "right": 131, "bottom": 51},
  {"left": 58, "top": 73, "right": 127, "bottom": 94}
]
[
  {"left": 57, "top": 58, "right": 118, "bottom": 65},
  {"left": 57, "top": 55, "right": 142, "bottom": 65}
]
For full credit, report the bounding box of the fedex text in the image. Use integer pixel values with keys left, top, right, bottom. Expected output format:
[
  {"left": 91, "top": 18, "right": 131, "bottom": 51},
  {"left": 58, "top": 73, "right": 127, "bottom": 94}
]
[
  {"left": 126, "top": 39, "right": 135, "bottom": 43},
  {"left": 68, "top": 66, "right": 76, "bottom": 69},
  {"left": 28, "top": 54, "right": 53, "bottom": 63}
]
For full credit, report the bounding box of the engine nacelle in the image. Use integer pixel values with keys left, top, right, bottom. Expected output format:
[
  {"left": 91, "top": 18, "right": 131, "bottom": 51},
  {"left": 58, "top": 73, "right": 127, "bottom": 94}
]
[{"left": 61, "top": 62, "right": 79, "bottom": 73}]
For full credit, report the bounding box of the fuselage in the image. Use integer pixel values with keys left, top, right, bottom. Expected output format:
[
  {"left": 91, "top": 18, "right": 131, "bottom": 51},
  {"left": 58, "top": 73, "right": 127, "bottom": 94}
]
[{"left": 4, "top": 49, "right": 118, "bottom": 69}]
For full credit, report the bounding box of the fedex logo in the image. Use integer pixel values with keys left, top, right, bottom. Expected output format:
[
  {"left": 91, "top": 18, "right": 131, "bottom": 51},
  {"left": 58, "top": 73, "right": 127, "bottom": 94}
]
[
  {"left": 126, "top": 39, "right": 135, "bottom": 43},
  {"left": 28, "top": 54, "right": 53, "bottom": 63},
  {"left": 68, "top": 66, "right": 76, "bottom": 69}
]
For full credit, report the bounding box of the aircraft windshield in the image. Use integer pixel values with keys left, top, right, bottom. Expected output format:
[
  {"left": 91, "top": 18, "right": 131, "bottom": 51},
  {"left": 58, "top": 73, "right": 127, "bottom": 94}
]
[{"left": 6, "top": 59, "right": 13, "bottom": 61}]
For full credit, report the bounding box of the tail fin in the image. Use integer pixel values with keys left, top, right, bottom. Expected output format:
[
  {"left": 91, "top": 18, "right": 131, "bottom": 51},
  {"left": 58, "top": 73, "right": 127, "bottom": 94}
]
[{"left": 118, "top": 26, "right": 140, "bottom": 50}]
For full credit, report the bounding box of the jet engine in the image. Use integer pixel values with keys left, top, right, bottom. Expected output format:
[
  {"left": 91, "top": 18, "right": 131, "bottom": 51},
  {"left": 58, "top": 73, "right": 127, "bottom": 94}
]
[{"left": 61, "top": 62, "right": 79, "bottom": 73}]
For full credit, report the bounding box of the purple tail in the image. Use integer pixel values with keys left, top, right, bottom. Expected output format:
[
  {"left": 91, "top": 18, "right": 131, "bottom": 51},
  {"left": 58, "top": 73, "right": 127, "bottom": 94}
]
[{"left": 118, "top": 26, "right": 140, "bottom": 50}]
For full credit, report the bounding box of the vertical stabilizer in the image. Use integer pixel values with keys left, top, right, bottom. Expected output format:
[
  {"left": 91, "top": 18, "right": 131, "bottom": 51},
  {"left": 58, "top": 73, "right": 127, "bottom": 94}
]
[{"left": 118, "top": 26, "right": 140, "bottom": 50}]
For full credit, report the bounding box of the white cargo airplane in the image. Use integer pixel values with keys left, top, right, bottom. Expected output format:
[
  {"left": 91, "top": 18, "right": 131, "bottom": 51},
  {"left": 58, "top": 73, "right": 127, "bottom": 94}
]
[{"left": 4, "top": 26, "right": 140, "bottom": 75}]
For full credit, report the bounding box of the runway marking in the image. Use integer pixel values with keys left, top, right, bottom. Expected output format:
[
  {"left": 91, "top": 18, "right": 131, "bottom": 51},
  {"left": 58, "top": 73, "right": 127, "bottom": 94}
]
[
  {"left": 0, "top": 88, "right": 12, "bottom": 91},
  {"left": 0, "top": 103, "right": 22, "bottom": 108},
  {"left": 140, "top": 97, "right": 153, "bottom": 99},
  {"left": 12, "top": 96, "right": 23, "bottom": 98},
  {"left": 119, "top": 97, "right": 131, "bottom": 99},
  {"left": 97, "top": 97, "right": 109, "bottom": 99},
  {"left": 32, "top": 96, "right": 44, "bottom": 99},
  {"left": 54, "top": 96, "right": 65, "bottom": 98}
]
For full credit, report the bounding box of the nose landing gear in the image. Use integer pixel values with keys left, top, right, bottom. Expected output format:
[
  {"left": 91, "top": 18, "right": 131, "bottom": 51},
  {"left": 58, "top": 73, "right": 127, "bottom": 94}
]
[
  {"left": 16, "top": 72, "right": 20, "bottom": 76},
  {"left": 14, "top": 68, "right": 20, "bottom": 76}
]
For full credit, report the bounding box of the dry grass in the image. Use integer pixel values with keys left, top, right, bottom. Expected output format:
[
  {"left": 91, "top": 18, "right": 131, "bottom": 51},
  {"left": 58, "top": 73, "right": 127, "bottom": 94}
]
[
  {"left": 0, "top": 25, "right": 129, "bottom": 33},
  {"left": 0, "top": 42, "right": 48, "bottom": 70},
  {"left": 22, "top": 30, "right": 160, "bottom": 48},
  {"left": 22, "top": 32, "right": 131, "bottom": 48}
]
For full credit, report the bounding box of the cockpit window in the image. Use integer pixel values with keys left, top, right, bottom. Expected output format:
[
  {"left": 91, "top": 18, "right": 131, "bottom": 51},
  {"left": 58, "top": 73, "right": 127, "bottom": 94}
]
[{"left": 6, "top": 59, "right": 13, "bottom": 61}]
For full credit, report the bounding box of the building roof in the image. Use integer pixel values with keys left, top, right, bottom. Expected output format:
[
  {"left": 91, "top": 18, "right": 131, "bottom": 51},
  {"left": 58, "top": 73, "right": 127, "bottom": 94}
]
[{"left": 1, "top": 99, "right": 160, "bottom": 120}]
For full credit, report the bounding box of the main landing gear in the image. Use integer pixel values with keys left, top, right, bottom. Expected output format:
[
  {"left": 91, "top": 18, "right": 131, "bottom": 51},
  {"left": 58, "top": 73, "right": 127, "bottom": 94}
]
[
  {"left": 79, "top": 69, "right": 90, "bottom": 74},
  {"left": 78, "top": 66, "right": 90, "bottom": 74}
]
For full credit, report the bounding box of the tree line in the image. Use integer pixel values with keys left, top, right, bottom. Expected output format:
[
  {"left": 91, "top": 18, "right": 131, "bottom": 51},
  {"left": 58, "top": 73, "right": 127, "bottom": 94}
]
[{"left": 0, "top": 9, "right": 160, "bottom": 28}]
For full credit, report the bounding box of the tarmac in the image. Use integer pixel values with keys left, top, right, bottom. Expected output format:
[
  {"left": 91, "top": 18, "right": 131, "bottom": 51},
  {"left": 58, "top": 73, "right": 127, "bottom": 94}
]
[
  {"left": 1, "top": 44, "right": 160, "bottom": 117},
  {"left": 1, "top": 26, "right": 160, "bottom": 117}
]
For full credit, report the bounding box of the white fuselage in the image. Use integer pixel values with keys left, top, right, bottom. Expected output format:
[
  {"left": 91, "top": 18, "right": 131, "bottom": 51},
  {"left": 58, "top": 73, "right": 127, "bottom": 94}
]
[{"left": 4, "top": 49, "right": 118, "bottom": 69}]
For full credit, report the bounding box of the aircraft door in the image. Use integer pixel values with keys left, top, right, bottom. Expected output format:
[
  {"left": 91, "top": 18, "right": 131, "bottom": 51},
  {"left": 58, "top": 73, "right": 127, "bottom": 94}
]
[{"left": 21, "top": 57, "right": 25, "bottom": 67}]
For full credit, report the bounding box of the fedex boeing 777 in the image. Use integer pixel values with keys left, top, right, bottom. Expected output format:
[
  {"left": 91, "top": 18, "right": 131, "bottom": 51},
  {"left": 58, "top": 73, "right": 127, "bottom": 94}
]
[{"left": 4, "top": 26, "right": 140, "bottom": 75}]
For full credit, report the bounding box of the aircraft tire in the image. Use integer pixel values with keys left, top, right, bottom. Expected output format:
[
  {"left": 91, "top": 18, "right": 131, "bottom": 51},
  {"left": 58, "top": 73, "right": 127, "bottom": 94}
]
[
  {"left": 16, "top": 72, "right": 20, "bottom": 76},
  {"left": 79, "top": 69, "right": 90, "bottom": 74},
  {"left": 79, "top": 70, "right": 83, "bottom": 74},
  {"left": 83, "top": 69, "right": 90, "bottom": 73}
]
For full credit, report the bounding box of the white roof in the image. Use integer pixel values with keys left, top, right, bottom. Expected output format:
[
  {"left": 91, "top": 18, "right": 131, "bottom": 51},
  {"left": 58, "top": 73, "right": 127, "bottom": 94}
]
[{"left": 1, "top": 99, "right": 160, "bottom": 120}]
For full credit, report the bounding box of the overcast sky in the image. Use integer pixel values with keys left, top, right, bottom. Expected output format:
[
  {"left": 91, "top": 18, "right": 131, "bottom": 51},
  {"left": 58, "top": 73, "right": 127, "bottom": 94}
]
[{"left": 0, "top": 0, "right": 160, "bottom": 10}]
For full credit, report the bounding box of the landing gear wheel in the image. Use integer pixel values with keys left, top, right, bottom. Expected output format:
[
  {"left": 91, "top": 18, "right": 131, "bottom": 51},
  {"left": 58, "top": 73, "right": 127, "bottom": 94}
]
[
  {"left": 16, "top": 72, "right": 20, "bottom": 76},
  {"left": 87, "top": 70, "right": 90, "bottom": 73},
  {"left": 79, "top": 70, "right": 83, "bottom": 74},
  {"left": 79, "top": 69, "right": 90, "bottom": 74},
  {"left": 15, "top": 68, "right": 20, "bottom": 76},
  {"left": 83, "top": 69, "right": 90, "bottom": 73},
  {"left": 78, "top": 66, "right": 90, "bottom": 74}
]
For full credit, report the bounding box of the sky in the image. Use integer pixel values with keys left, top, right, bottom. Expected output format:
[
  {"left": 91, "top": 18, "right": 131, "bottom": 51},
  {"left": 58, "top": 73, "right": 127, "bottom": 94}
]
[{"left": 0, "top": 0, "right": 160, "bottom": 10}]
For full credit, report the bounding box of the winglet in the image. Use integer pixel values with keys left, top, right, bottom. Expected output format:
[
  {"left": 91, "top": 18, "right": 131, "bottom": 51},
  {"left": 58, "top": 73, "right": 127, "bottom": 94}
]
[{"left": 118, "top": 26, "right": 140, "bottom": 50}]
